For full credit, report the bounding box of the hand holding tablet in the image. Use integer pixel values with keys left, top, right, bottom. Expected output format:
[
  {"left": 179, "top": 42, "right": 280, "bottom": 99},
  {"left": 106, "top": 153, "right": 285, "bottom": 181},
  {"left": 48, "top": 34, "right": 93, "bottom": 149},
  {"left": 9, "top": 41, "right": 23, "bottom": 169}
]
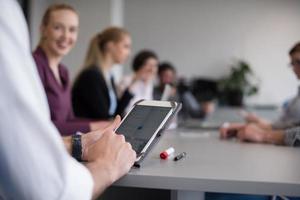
[{"left": 115, "top": 100, "right": 181, "bottom": 166}]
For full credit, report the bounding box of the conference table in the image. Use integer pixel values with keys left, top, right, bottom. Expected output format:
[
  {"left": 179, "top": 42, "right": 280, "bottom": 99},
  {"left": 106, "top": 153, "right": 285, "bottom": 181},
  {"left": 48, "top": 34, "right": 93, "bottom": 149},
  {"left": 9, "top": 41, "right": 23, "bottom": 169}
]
[{"left": 104, "top": 107, "right": 300, "bottom": 200}]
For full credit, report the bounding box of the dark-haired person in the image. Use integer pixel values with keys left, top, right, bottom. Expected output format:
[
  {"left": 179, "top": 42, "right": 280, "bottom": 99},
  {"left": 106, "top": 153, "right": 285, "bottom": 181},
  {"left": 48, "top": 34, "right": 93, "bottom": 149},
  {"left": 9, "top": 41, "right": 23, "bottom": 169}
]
[
  {"left": 217, "top": 43, "right": 300, "bottom": 200},
  {"left": 72, "top": 27, "right": 135, "bottom": 120},
  {"left": 221, "top": 42, "right": 300, "bottom": 144},
  {"left": 153, "top": 62, "right": 178, "bottom": 101},
  {"left": 32, "top": 4, "right": 108, "bottom": 136},
  {"left": 118, "top": 50, "right": 158, "bottom": 113},
  {"left": 154, "top": 62, "right": 214, "bottom": 118},
  {"left": 241, "top": 42, "right": 300, "bottom": 130}
]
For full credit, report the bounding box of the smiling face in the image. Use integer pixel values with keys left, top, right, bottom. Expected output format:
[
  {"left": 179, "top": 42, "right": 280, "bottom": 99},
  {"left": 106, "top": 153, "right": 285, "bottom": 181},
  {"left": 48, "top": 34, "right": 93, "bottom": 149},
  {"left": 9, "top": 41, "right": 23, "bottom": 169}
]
[
  {"left": 40, "top": 9, "right": 79, "bottom": 58},
  {"left": 291, "top": 52, "right": 300, "bottom": 79}
]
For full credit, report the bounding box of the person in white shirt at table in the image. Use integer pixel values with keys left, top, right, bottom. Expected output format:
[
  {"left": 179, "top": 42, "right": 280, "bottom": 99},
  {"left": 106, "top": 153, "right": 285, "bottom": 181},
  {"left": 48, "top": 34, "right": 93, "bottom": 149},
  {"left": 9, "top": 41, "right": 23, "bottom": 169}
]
[
  {"left": 118, "top": 50, "right": 158, "bottom": 113},
  {"left": 0, "top": 1, "right": 136, "bottom": 199}
]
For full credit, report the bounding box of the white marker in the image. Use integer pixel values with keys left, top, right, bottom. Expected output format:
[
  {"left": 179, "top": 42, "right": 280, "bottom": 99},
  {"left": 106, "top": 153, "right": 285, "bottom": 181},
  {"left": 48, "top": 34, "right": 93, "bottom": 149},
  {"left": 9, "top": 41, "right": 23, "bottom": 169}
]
[{"left": 160, "top": 147, "right": 175, "bottom": 159}]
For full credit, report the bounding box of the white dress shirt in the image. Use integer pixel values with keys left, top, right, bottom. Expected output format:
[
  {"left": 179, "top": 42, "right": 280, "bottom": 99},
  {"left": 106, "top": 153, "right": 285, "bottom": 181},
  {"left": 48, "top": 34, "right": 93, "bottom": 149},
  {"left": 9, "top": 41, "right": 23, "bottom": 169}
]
[{"left": 0, "top": 1, "right": 93, "bottom": 199}]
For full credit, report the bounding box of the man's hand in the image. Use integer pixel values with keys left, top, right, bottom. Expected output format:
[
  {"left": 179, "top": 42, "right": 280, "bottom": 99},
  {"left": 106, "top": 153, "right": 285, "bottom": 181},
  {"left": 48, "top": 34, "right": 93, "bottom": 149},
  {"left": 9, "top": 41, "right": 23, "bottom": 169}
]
[
  {"left": 82, "top": 116, "right": 121, "bottom": 160},
  {"left": 220, "top": 122, "right": 269, "bottom": 143},
  {"left": 220, "top": 122, "right": 285, "bottom": 145},
  {"left": 237, "top": 124, "right": 268, "bottom": 143},
  {"left": 219, "top": 122, "right": 245, "bottom": 139},
  {"left": 84, "top": 116, "right": 136, "bottom": 199}
]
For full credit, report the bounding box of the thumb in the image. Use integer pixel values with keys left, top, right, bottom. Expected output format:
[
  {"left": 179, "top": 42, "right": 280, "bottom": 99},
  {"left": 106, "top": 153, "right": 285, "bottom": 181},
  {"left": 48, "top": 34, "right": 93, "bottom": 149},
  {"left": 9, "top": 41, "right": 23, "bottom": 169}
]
[{"left": 106, "top": 115, "right": 121, "bottom": 131}]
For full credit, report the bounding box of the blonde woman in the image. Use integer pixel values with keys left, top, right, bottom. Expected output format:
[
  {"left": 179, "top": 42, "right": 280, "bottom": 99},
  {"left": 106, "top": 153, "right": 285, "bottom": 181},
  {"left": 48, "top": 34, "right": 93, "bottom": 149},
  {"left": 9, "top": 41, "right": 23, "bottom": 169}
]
[
  {"left": 72, "top": 27, "right": 135, "bottom": 120},
  {"left": 33, "top": 4, "right": 108, "bottom": 136}
]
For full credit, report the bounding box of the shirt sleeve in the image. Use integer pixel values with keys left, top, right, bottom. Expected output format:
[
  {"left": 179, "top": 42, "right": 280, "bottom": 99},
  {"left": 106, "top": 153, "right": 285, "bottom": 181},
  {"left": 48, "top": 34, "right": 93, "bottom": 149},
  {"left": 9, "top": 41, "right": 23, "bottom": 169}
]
[
  {"left": 0, "top": 1, "right": 93, "bottom": 199},
  {"left": 284, "top": 126, "right": 300, "bottom": 147},
  {"left": 271, "top": 120, "right": 300, "bottom": 130}
]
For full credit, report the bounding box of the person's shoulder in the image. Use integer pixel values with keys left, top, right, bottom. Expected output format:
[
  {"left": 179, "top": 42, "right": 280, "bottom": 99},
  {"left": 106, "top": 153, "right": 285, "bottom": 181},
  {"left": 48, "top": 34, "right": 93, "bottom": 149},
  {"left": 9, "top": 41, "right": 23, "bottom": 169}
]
[
  {"left": 81, "top": 65, "right": 100, "bottom": 76},
  {"left": 76, "top": 65, "right": 102, "bottom": 83},
  {"left": 32, "top": 47, "right": 50, "bottom": 73}
]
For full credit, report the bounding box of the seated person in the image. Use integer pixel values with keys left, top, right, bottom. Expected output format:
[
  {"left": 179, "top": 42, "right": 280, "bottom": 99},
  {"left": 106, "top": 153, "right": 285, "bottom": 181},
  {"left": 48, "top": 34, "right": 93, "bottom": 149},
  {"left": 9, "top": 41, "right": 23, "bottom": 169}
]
[
  {"left": 153, "top": 62, "right": 214, "bottom": 118},
  {"left": 33, "top": 4, "right": 108, "bottom": 136},
  {"left": 118, "top": 50, "right": 158, "bottom": 113},
  {"left": 214, "top": 42, "right": 300, "bottom": 200},
  {"left": 241, "top": 42, "right": 300, "bottom": 130},
  {"left": 72, "top": 27, "right": 134, "bottom": 120},
  {"left": 220, "top": 42, "right": 300, "bottom": 147}
]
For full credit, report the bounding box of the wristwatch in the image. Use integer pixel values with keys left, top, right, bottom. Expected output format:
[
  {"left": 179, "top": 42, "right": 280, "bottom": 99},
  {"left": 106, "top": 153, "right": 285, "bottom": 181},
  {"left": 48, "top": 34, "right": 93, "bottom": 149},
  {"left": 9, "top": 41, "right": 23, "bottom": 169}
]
[{"left": 71, "top": 133, "right": 82, "bottom": 162}]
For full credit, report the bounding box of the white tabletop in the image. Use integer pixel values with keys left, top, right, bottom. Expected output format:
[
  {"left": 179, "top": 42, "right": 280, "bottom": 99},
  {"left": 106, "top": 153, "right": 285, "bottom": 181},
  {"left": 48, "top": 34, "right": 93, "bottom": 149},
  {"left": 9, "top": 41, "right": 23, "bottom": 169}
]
[{"left": 114, "top": 128, "right": 300, "bottom": 196}]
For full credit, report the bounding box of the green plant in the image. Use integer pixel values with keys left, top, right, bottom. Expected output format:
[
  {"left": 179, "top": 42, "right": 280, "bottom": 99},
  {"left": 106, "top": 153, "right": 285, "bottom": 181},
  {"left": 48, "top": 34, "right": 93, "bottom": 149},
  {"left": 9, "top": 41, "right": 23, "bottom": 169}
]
[
  {"left": 218, "top": 60, "right": 259, "bottom": 96},
  {"left": 218, "top": 60, "right": 259, "bottom": 106}
]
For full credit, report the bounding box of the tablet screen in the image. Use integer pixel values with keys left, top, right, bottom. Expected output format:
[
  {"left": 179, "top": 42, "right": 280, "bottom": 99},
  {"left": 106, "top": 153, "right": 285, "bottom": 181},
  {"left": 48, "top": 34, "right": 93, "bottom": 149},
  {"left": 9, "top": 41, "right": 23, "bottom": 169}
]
[{"left": 116, "top": 105, "right": 172, "bottom": 154}]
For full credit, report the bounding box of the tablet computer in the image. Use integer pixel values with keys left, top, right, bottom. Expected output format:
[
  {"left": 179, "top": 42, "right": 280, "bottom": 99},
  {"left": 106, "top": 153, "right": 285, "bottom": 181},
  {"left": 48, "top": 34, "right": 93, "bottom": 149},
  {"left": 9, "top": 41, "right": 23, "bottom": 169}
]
[{"left": 115, "top": 100, "right": 180, "bottom": 165}]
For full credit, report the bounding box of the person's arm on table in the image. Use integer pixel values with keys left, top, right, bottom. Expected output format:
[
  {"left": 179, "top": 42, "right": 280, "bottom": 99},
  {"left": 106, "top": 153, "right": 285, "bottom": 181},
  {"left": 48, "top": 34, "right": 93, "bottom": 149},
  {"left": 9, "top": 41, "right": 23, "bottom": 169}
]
[
  {"left": 236, "top": 124, "right": 285, "bottom": 145},
  {"left": 219, "top": 122, "right": 245, "bottom": 139},
  {"left": 241, "top": 111, "right": 273, "bottom": 130},
  {"left": 219, "top": 123, "right": 286, "bottom": 145},
  {"left": 222, "top": 123, "right": 300, "bottom": 146}
]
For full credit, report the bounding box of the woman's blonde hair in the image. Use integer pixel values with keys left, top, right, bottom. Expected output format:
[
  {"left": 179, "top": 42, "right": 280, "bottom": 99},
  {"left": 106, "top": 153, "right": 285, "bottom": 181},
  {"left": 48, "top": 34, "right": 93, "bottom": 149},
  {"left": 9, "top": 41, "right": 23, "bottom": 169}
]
[
  {"left": 39, "top": 4, "right": 78, "bottom": 45},
  {"left": 83, "top": 26, "right": 129, "bottom": 69}
]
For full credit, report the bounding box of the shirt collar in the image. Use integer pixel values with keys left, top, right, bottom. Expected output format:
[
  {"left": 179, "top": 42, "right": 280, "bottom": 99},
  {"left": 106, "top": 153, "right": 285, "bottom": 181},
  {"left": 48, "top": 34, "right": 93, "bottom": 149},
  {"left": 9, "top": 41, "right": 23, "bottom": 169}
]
[{"left": 34, "top": 46, "right": 69, "bottom": 88}]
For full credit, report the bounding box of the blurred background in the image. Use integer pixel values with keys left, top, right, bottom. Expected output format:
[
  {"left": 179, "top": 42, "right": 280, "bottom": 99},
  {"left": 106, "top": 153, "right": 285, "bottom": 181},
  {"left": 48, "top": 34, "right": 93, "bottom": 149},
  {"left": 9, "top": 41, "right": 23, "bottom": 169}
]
[{"left": 20, "top": 0, "right": 300, "bottom": 106}]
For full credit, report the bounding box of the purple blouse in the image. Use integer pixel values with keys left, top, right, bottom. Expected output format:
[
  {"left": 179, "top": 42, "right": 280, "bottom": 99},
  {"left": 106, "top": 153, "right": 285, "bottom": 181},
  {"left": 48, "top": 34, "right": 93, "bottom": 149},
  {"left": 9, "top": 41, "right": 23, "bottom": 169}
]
[{"left": 33, "top": 47, "right": 90, "bottom": 136}]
